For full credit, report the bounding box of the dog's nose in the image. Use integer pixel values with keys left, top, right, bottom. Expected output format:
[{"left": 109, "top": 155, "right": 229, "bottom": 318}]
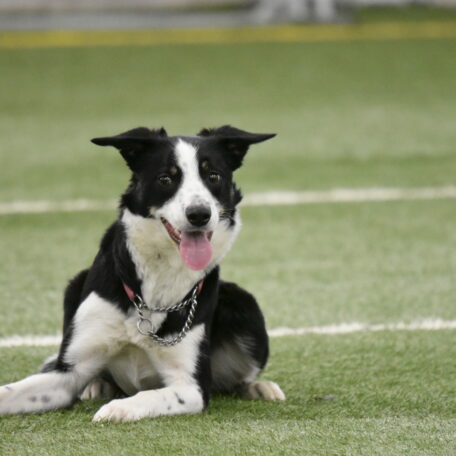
[{"left": 186, "top": 205, "right": 211, "bottom": 227}]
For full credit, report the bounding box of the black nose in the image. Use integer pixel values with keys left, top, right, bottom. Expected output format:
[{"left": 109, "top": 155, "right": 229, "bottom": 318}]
[{"left": 186, "top": 205, "right": 211, "bottom": 227}]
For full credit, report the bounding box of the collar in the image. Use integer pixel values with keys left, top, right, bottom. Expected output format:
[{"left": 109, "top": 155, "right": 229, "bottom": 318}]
[
  {"left": 122, "top": 279, "right": 205, "bottom": 347},
  {"left": 122, "top": 279, "right": 204, "bottom": 313}
]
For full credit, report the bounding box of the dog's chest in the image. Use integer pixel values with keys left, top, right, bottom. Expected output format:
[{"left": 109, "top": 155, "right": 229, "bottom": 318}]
[
  {"left": 106, "top": 343, "right": 162, "bottom": 396},
  {"left": 105, "top": 313, "right": 170, "bottom": 395},
  {"left": 106, "top": 314, "right": 204, "bottom": 396}
]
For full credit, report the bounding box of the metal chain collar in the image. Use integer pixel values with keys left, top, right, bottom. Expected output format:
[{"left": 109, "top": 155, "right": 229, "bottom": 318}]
[{"left": 131, "top": 282, "right": 200, "bottom": 347}]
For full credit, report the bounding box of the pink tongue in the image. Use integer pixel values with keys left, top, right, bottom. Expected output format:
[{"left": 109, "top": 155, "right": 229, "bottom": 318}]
[{"left": 179, "top": 232, "right": 212, "bottom": 270}]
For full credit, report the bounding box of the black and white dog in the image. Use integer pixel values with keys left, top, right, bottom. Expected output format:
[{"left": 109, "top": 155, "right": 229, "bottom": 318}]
[{"left": 0, "top": 125, "right": 285, "bottom": 422}]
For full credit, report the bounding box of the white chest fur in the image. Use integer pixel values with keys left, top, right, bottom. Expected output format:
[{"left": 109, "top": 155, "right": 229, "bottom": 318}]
[
  {"left": 122, "top": 209, "right": 205, "bottom": 309},
  {"left": 121, "top": 208, "right": 240, "bottom": 311},
  {"left": 68, "top": 292, "right": 205, "bottom": 396}
]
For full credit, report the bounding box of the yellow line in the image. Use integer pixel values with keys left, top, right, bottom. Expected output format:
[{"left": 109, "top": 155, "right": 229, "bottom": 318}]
[{"left": 1, "top": 21, "right": 456, "bottom": 49}]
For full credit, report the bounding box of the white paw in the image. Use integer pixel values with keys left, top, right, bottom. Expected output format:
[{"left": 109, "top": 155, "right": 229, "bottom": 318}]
[
  {"left": 0, "top": 385, "right": 13, "bottom": 401},
  {"left": 0, "top": 385, "right": 15, "bottom": 413},
  {"left": 80, "top": 378, "right": 117, "bottom": 401},
  {"left": 243, "top": 381, "right": 286, "bottom": 401},
  {"left": 93, "top": 398, "right": 145, "bottom": 423}
]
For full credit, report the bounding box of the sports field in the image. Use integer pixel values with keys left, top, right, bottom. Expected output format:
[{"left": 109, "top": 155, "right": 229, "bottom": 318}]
[{"left": 1, "top": 7, "right": 456, "bottom": 455}]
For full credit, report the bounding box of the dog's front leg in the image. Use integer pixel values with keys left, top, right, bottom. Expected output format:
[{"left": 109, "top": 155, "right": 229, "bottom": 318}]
[
  {"left": 93, "top": 324, "right": 209, "bottom": 423},
  {"left": 92, "top": 384, "right": 205, "bottom": 423}
]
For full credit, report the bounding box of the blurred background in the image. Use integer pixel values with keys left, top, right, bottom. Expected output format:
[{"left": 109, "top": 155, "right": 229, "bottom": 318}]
[
  {"left": 0, "top": 0, "right": 456, "bottom": 28},
  {"left": 0, "top": 0, "right": 455, "bottom": 328},
  {"left": 1, "top": 3, "right": 456, "bottom": 453},
  {"left": 0, "top": 0, "right": 455, "bottom": 331}
]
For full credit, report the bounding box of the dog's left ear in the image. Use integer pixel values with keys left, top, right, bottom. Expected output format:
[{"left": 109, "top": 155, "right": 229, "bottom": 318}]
[
  {"left": 198, "top": 125, "right": 276, "bottom": 170},
  {"left": 91, "top": 127, "right": 168, "bottom": 172}
]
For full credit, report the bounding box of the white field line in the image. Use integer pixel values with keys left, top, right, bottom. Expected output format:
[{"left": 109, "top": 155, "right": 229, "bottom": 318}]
[
  {"left": 0, "top": 198, "right": 118, "bottom": 215},
  {"left": 268, "top": 318, "right": 456, "bottom": 337},
  {"left": 1, "top": 319, "right": 455, "bottom": 348},
  {"left": 242, "top": 186, "right": 456, "bottom": 206},
  {"left": 1, "top": 186, "right": 456, "bottom": 215}
]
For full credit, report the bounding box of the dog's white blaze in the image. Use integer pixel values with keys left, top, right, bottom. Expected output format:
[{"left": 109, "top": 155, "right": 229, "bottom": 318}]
[
  {"left": 124, "top": 139, "right": 240, "bottom": 299},
  {"left": 169, "top": 139, "right": 219, "bottom": 229},
  {"left": 166, "top": 139, "right": 241, "bottom": 269}
]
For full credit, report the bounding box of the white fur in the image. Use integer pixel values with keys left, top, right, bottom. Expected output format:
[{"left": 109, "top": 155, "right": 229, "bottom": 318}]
[
  {"left": 0, "top": 372, "right": 77, "bottom": 415},
  {"left": 93, "top": 384, "right": 204, "bottom": 423}
]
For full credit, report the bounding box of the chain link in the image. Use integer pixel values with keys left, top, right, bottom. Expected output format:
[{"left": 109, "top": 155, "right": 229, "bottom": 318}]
[{"left": 132, "top": 283, "right": 200, "bottom": 347}]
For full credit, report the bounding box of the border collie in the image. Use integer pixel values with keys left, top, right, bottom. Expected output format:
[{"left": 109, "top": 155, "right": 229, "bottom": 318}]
[{"left": 0, "top": 125, "right": 285, "bottom": 422}]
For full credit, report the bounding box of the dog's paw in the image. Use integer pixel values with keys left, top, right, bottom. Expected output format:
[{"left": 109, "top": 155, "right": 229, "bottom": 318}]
[
  {"left": 93, "top": 398, "right": 145, "bottom": 423},
  {"left": 0, "top": 385, "right": 13, "bottom": 401},
  {"left": 0, "top": 384, "right": 37, "bottom": 415},
  {"left": 0, "top": 385, "right": 15, "bottom": 413},
  {"left": 80, "top": 378, "right": 118, "bottom": 401},
  {"left": 242, "top": 381, "right": 286, "bottom": 401}
]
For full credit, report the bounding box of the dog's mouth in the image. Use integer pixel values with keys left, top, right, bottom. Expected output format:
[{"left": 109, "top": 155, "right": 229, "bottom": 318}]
[
  {"left": 161, "top": 217, "right": 182, "bottom": 245},
  {"left": 161, "top": 217, "right": 213, "bottom": 270}
]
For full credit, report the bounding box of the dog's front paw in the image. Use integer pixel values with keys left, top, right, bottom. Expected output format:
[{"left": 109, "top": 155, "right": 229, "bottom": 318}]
[
  {"left": 0, "top": 385, "right": 15, "bottom": 413},
  {"left": 242, "top": 381, "right": 286, "bottom": 401},
  {"left": 0, "top": 385, "right": 13, "bottom": 400},
  {"left": 93, "top": 398, "right": 145, "bottom": 423}
]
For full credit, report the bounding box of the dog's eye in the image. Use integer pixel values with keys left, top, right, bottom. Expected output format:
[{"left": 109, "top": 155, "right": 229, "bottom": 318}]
[
  {"left": 158, "top": 175, "right": 173, "bottom": 186},
  {"left": 208, "top": 172, "right": 221, "bottom": 184}
]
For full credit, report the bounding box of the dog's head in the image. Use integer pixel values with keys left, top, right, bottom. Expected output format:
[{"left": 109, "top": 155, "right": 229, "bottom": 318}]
[{"left": 92, "top": 125, "right": 275, "bottom": 271}]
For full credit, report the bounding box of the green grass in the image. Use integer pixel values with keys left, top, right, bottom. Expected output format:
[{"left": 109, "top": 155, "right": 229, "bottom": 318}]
[
  {"left": 356, "top": 5, "right": 456, "bottom": 23},
  {"left": 1, "top": 8, "right": 456, "bottom": 456},
  {"left": 1, "top": 38, "right": 456, "bottom": 201},
  {"left": 1, "top": 332, "right": 455, "bottom": 456},
  {"left": 1, "top": 199, "right": 455, "bottom": 336}
]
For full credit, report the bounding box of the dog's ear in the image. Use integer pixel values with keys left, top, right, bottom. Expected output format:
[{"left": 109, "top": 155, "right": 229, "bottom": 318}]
[
  {"left": 91, "top": 127, "right": 168, "bottom": 171},
  {"left": 198, "top": 125, "right": 275, "bottom": 170}
]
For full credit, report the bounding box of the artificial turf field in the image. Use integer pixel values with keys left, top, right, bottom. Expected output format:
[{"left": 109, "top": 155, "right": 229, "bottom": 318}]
[{"left": 1, "top": 7, "right": 456, "bottom": 456}]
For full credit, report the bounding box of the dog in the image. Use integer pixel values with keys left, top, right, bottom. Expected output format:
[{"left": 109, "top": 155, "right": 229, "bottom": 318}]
[{"left": 0, "top": 125, "right": 285, "bottom": 422}]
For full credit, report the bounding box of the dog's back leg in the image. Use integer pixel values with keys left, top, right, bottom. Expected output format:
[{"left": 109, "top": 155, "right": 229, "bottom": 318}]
[
  {"left": 0, "top": 289, "right": 127, "bottom": 415},
  {"left": 39, "top": 269, "right": 89, "bottom": 374},
  {"left": 0, "top": 371, "right": 82, "bottom": 414},
  {"left": 210, "top": 281, "right": 285, "bottom": 401}
]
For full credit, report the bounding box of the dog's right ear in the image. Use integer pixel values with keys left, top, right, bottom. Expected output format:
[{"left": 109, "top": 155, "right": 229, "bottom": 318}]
[
  {"left": 198, "top": 125, "right": 275, "bottom": 171},
  {"left": 91, "top": 127, "right": 168, "bottom": 171}
]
